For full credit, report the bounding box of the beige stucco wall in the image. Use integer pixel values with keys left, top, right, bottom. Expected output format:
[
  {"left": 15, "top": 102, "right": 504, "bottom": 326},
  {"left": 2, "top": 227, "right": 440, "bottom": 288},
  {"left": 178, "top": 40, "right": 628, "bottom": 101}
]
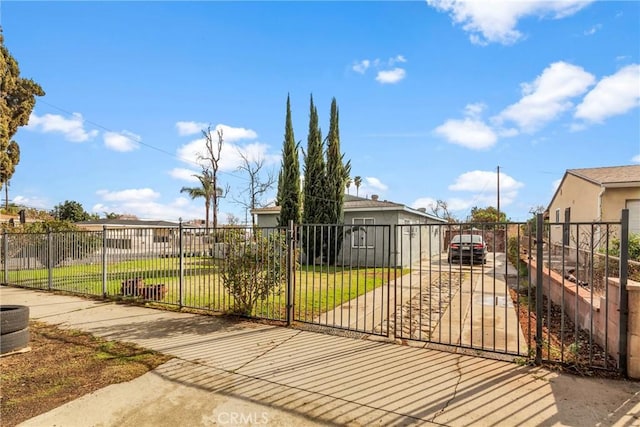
[
  {"left": 548, "top": 174, "right": 639, "bottom": 247},
  {"left": 549, "top": 174, "right": 600, "bottom": 224},
  {"left": 602, "top": 187, "right": 640, "bottom": 222}
]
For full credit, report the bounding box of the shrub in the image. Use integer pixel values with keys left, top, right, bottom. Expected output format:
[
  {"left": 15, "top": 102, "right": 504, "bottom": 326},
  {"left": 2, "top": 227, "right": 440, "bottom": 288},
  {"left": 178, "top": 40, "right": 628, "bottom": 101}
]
[
  {"left": 221, "top": 229, "right": 288, "bottom": 315},
  {"left": 605, "top": 233, "right": 640, "bottom": 261},
  {"left": 507, "top": 236, "right": 529, "bottom": 277}
]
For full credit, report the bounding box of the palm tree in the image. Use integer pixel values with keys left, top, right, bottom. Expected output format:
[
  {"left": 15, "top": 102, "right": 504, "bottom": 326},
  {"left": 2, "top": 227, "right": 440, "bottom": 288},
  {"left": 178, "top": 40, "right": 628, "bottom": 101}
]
[
  {"left": 354, "top": 176, "right": 362, "bottom": 197},
  {"left": 180, "top": 170, "right": 215, "bottom": 232},
  {"left": 345, "top": 177, "right": 352, "bottom": 195}
]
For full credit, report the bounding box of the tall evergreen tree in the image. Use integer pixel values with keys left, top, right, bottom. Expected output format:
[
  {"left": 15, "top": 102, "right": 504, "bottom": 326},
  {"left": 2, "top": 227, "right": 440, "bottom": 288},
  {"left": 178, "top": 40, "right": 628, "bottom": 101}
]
[
  {"left": 302, "top": 95, "right": 327, "bottom": 261},
  {"left": 276, "top": 95, "right": 301, "bottom": 226},
  {"left": 325, "top": 98, "right": 351, "bottom": 263},
  {"left": 1, "top": 33, "right": 45, "bottom": 201}
]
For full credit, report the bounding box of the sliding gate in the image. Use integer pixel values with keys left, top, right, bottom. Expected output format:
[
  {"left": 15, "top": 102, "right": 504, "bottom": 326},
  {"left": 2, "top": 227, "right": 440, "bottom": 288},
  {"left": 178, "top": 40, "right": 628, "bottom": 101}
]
[{"left": 392, "top": 213, "right": 629, "bottom": 374}]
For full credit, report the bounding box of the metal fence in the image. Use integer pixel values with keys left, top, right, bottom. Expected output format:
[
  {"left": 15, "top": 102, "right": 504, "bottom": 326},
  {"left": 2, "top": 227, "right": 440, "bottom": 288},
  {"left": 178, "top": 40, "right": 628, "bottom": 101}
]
[{"left": 1, "top": 212, "right": 631, "bottom": 374}]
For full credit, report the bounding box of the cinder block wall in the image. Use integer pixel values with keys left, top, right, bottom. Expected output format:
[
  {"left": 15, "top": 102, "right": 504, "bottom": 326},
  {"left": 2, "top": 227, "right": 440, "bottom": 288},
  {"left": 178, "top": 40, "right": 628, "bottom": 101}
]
[
  {"left": 528, "top": 257, "right": 640, "bottom": 379},
  {"left": 627, "top": 280, "right": 640, "bottom": 379}
]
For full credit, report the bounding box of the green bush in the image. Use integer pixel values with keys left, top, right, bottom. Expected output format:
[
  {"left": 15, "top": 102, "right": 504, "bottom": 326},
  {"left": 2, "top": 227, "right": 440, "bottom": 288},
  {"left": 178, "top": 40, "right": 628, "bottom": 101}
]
[
  {"left": 603, "top": 233, "right": 640, "bottom": 262},
  {"left": 221, "top": 229, "right": 288, "bottom": 315},
  {"left": 507, "top": 236, "right": 529, "bottom": 277}
]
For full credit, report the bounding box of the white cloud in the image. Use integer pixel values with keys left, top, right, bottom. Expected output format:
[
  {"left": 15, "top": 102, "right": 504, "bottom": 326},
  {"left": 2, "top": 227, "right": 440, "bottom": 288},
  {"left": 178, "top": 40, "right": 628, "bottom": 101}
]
[
  {"left": 353, "top": 176, "right": 389, "bottom": 198},
  {"left": 574, "top": 64, "right": 640, "bottom": 124},
  {"left": 412, "top": 197, "right": 438, "bottom": 212},
  {"left": 365, "top": 177, "right": 388, "bottom": 192},
  {"left": 632, "top": 154, "right": 640, "bottom": 164},
  {"left": 435, "top": 118, "right": 497, "bottom": 150},
  {"left": 448, "top": 170, "right": 524, "bottom": 207},
  {"left": 92, "top": 196, "right": 201, "bottom": 222},
  {"left": 205, "top": 124, "right": 258, "bottom": 143},
  {"left": 169, "top": 168, "right": 201, "bottom": 182},
  {"left": 176, "top": 124, "right": 278, "bottom": 173},
  {"left": 376, "top": 68, "right": 406, "bottom": 84},
  {"left": 464, "top": 102, "right": 486, "bottom": 118},
  {"left": 96, "top": 188, "right": 160, "bottom": 202},
  {"left": 92, "top": 188, "right": 206, "bottom": 221},
  {"left": 26, "top": 112, "right": 98, "bottom": 142},
  {"left": 12, "top": 195, "right": 49, "bottom": 210},
  {"left": 103, "top": 131, "right": 141, "bottom": 152},
  {"left": 177, "top": 122, "right": 258, "bottom": 142},
  {"left": 352, "top": 60, "right": 371, "bottom": 74},
  {"left": 497, "top": 61, "right": 595, "bottom": 132},
  {"left": 584, "top": 24, "right": 602, "bottom": 36},
  {"left": 552, "top": 178, "right": 562, "bottom": 193},
  {"left": 426, "top": 0, "right": 593, "bottom": 45},
  {"left": 352, "top": 55, "right": 408, "bottom": 84},
  {"left": 389, "top": 55, "right": 407, "bottom": 65},
  {"left": 176, "top": 121, "right": 209, "bottom": 136}
]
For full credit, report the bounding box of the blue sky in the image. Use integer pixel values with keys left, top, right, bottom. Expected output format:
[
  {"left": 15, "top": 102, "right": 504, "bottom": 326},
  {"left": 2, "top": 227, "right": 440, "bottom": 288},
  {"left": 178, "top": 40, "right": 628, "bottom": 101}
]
[{"left": 2, "top": 1, "right": 639, "bottom": 223}]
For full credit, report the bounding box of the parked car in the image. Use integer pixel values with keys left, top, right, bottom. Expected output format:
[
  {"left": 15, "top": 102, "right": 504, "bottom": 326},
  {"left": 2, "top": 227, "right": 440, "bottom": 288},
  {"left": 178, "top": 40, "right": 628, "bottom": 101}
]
[{"left": 447, "top": 234, "right": 487, "bottom": 264}]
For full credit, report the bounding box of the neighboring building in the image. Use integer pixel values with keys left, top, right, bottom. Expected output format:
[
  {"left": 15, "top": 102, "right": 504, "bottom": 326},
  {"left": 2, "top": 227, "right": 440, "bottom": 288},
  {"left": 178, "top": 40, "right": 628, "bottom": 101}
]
[
  {"left": 252, "top": 194, "right": 447, "bottom": 267},
  {"left": 0, "top": 211, "right": 48, "bottom": 226},
  {"left": 76, "top": 219, "right": 179, "bottom": 254},
  {"left": 546, "top": 165, "right": 640, "bottom": 247}
]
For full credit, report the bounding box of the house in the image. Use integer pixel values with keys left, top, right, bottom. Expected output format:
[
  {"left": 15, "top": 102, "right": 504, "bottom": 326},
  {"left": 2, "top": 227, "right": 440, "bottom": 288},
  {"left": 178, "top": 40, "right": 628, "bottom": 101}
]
[
  {"left": 252, "top": 194, "right": 448, "bottom": 267},
  {"left": 76, "top": 219, "right": 179, "bottom": 254},
  {"left": 546, "top": 165, "right": 640, "bottom": 248}
]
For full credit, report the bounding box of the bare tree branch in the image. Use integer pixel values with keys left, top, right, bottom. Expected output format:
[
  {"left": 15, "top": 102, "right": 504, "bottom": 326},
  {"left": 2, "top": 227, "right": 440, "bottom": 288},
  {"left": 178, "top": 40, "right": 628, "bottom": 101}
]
[{"left": 233, "top": 149, "right": 276, "bottom": 227}]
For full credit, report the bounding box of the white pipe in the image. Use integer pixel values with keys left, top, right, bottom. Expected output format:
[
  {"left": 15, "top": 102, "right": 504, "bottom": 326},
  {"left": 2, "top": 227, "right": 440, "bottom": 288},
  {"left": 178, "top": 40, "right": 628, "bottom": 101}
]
[{"left": 598, "top": 185, "right": 606, "bottom": 221}]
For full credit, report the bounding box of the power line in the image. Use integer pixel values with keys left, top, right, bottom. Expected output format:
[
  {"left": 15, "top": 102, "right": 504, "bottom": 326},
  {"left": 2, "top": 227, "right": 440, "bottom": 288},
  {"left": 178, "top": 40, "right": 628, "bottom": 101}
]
[
  {"left": 36, "top": 100, "right": 253, "bottom": 183},
  {"left": 31, "top": 101, "right": 358, "bottom": 207}
]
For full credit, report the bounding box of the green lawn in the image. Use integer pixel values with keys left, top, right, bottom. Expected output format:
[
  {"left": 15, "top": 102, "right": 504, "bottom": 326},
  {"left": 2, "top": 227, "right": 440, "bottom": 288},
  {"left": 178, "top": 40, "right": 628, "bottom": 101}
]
[{"left": 4, "top": 257, "right": 407, "bottom": 319}]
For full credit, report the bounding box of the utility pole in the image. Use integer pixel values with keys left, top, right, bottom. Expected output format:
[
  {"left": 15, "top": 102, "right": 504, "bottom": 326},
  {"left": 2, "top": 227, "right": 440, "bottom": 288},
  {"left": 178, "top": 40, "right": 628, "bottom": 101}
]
[{"left": 497, "top": 166, "right": 501, "bottom": 223}]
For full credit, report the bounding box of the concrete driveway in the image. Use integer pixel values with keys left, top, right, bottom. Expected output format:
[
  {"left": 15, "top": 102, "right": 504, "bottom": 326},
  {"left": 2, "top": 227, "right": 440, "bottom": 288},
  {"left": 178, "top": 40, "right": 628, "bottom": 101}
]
[{"left": 2, "top": 285, "right": 639, "bottom": 427}]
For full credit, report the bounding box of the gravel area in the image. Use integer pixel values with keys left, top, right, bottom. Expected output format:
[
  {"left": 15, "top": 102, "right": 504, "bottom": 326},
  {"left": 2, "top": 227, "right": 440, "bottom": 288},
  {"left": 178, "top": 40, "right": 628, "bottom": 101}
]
[{"left": 376, "top": 271, "right": 462, "bottom": 339}]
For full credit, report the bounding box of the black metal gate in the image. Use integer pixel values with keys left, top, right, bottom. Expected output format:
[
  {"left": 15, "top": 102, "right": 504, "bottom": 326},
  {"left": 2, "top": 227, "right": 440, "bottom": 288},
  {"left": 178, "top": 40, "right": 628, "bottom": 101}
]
[
  {"left": 2, "top": 212, "right": 631, "bottom": 374},
  {"left": 392, "top": 212, "right": 630, "bottom": 374}
]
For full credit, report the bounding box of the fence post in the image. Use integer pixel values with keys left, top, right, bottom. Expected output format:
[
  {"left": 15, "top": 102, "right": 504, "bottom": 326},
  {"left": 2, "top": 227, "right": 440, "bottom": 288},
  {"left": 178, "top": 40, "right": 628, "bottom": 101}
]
[
  {"left": 2, "top": 231, "right": 7, "bottom": 285},
  {"left": 387, "top": 224, "right": 392, "bottom": 339},
  {"left": 102, "top": 226, "right": 107, "bottom": 297},
  {"left": 535, "top": 213, "right": 544, "bottom": 365},
  {"left": 618, "top": 209, "right": 629, "bottom": 376},
  {"left": 47, "top": 230, "right": 53, "bottom": 291},
  {"left": 179, "top": 220, "right": 184, "bottom": 309},
  {"left": 286, "top": 220, "right": 295, "bottom": 326}
]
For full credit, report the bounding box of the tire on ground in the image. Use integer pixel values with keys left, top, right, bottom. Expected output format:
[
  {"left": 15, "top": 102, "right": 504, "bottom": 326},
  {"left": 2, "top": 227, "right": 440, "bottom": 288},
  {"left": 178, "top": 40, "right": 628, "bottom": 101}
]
[
  {"left": 1, "top": 305, "right": 30, "bottom": 335},
  {"left": 0, "top": 327, "right": 30, "bottom": 354}
]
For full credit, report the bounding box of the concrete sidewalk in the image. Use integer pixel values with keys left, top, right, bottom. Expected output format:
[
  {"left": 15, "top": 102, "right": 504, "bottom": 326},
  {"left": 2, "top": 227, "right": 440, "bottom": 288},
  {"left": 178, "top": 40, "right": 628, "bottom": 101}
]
[{"left": 2, "top": 285, "right": 639, "bottom": 427}]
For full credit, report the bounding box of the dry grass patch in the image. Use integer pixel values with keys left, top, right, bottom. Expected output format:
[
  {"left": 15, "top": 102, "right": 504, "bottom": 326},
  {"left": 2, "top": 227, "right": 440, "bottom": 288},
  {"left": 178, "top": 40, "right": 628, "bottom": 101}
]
[{"left": 0, "top": 321, "right": 172, "bottom": 426}]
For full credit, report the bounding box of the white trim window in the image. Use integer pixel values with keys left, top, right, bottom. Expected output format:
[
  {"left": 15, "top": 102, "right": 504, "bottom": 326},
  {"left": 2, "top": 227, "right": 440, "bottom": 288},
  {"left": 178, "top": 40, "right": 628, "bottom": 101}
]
[
  {"left": 627, "top": 199, "right": 640, "bottom": 235},
  {"left": 403, "top": 219, "right": 412, "bottom": 234},
  {"left": 352, "top": 218, "right": 375, "bottom": 248},
  {"left": 555, "top": 209, "right": 560, "bottom": 223}
]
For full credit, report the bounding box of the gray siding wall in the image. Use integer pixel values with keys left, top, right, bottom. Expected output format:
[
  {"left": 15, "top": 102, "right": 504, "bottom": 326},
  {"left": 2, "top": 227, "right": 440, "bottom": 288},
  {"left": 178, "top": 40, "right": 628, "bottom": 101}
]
[{"left": 255, "top": 209, "right": 445, "bottom": 267}]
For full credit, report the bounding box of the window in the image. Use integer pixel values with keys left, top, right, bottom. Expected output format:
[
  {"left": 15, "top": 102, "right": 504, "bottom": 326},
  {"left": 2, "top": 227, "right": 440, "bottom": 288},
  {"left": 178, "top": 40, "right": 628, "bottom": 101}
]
[
  {"left": 555, "top": 209, "right": 560, "bottom": 223},
  {"left": 352, "top": 218, "right": 375, "bottom": 248},
  {"left": 403, "top": 219, "right": 411, "bottom": 234},
  {"left": 627, "top": 200, "right": 640, "bottom": 235}
]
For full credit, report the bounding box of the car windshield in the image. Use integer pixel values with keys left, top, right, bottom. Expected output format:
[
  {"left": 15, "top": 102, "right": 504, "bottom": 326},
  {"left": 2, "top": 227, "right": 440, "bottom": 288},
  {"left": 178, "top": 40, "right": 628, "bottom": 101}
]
[{"left": 451, "top": 234, "right": 483, "bottom": 244}]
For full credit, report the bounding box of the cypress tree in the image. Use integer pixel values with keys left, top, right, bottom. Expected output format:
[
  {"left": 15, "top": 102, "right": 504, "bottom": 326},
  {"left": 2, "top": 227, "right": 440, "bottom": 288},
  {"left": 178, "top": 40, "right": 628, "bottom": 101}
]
[
  {"left": 276, "top": 95, "right": 301, "bottom": 227},
  {"left": 325, "top": 98, "right": 351, "bottom": 263},
  {"left": 302, "top": 95, "right": 327, "bottom": 261}
]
